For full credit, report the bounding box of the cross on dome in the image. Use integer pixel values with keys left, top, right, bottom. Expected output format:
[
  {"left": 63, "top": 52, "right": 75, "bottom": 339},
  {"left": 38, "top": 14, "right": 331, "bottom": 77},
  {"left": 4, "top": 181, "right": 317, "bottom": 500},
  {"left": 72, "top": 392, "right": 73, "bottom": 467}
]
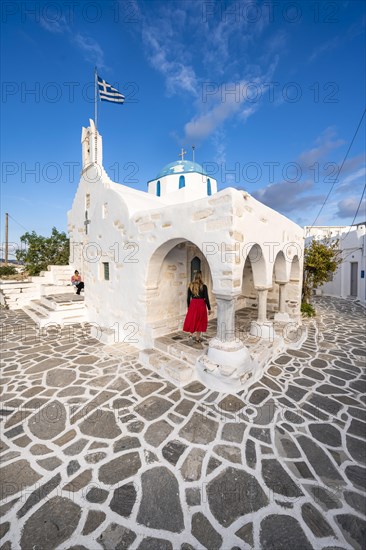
[{"left": 178, "top": 148, "right": 187, "bottom": 161}]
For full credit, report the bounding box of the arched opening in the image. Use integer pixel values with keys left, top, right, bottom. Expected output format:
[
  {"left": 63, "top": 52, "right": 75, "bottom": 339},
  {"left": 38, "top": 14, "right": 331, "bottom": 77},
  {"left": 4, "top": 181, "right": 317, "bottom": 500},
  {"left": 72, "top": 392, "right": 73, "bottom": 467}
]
[
  {"left": 244, "top": 244, "right": 268, "bottom": 287},
  {"left": 179, "top": 175, "right": 185, "bottom": 189},
  {"left": 238, "top": 243, "right": 268, "bottom": 326},
  {"left": 241, "top": 256, "right": 256, "bottom": 309},
  {"left": 156, "top": 180, "right": 161, "bottom": 197},
  {"left": 290, "top": 255, "right": 300, "bottom": 281},
  {"left": 268, "top": 251, "right": 288, "bottom": 313},
  {"left": 146, "top": 239, "right": 215, "bottom": 339}
]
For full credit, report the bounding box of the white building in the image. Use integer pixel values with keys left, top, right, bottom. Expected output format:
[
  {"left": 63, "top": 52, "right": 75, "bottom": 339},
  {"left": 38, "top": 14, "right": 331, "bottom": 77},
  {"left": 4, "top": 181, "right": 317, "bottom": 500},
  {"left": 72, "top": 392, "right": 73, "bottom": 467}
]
[
  {"left": 305, "top": 224, "right": 366, "bottom": 305},
  {"left": 68, "top": 120, "right": 304, "bottom": 386}
]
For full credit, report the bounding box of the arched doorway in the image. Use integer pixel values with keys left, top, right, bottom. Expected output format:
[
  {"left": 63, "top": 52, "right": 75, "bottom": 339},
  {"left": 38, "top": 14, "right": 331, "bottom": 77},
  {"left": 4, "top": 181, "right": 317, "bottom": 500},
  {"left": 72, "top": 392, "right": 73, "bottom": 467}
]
[
  {"left": 146, "top": 239, "right": 215, "bottom": 339},
  {"left": 269, "top": 251, "right": 288, "bottom": 313},
  {"left": 191, "top": 256, "right": 201, "bottom": 282},
  {"left": 239, "top": 243, "right": 268, "bottom": 327}
]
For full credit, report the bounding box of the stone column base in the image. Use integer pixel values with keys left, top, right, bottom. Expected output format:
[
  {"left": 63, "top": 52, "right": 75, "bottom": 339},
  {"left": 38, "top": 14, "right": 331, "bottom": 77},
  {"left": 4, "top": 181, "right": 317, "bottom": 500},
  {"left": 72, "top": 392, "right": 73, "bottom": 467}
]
[
  {"left": 207, "top": 337, "right": 251, "bottom": 370},
  {"left": 250, "top": 321, "right": 276, "bottom": 341},
  {"left": 196, "top": 337, "right": 257, "bottom": 392},
  {"left": 274, "top": 311, "right": 291, "bottom": 323}
]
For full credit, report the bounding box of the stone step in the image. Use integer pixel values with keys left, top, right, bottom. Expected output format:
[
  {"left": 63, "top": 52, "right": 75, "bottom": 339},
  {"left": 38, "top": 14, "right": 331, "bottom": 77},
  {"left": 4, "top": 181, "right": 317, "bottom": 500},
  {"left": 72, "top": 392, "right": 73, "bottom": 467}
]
[
  {"left": 153, "top": 336, "right": 207, "bottom": 367},
  {"left": 40, "top": 294, "right": 84, "bottom": 310},
  {"left": 40, "top": 285, "right": 76, "bottom": 296},
  {"left": 47, "top": 265, "right": 70, "bottom": 271},
  {"left": 23, "top": 293, "right": 87, "bottom": 327},
  {"left": 139, "top": 348, "right": 194, "bottom": 385},
  {"left": 23, "top": 304, "right": 88, "bottom": 327},
  {"left": 0, "top": 284, "right": 37, "bottom": 295},
  {"left": 28, "top": 299, "right": 55, "bottom": 317},
  {"left": 23, "top": 305, "right": 49, "bottom": 324},
  {"left": 1, "top": 292, "right": 41, "bottom": 310}
]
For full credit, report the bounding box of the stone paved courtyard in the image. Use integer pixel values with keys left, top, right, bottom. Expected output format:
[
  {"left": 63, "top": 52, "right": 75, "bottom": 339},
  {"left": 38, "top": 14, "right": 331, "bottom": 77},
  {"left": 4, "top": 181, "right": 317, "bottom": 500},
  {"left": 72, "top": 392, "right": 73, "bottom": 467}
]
[{"left": 0, "top": 296, "right": 365, "bottom": 550}]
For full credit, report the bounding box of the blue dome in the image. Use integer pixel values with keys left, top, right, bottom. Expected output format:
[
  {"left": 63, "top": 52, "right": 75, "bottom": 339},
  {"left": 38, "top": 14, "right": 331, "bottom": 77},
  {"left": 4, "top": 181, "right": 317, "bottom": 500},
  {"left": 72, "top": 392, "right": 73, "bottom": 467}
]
[{"left": 156, "top": 160, "right": 207, "bottom": 179}]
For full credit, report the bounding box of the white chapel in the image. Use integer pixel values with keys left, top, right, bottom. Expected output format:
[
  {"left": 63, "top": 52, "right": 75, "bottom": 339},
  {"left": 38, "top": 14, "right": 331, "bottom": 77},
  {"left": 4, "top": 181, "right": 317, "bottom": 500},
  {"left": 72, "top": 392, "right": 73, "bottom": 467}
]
[{"left": 67, "top": 120, "right": 304, "bottom": 389}]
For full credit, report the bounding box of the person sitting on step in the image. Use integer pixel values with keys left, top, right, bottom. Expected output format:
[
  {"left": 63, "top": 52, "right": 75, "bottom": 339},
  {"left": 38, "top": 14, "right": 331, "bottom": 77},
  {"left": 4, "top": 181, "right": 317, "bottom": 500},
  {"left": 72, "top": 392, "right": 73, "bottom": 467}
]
[{"left": 71, "top": 270, "right": 84, "bottom": 295}]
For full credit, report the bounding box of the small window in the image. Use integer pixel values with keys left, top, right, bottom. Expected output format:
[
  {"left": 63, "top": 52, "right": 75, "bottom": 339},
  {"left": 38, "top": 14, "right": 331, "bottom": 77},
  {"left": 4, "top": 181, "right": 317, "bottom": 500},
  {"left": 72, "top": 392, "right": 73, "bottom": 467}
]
[
  {"left": 156, "top": 180, "right": 161, "bottom": 197},
  {"left": 103, "top": 262, "right": 110, "bottom": 281},
  {"left": 207, "top": 178, "right": 212, "bottom": 196},
  {"left": 85, "top": 193, "right": 90, "bottom": 209},
  {"left": 102, "top": 202, "right": 108, "bottom": 218},
  {"left": 179, "top": 175, "right": 185, "bottom": 189}
]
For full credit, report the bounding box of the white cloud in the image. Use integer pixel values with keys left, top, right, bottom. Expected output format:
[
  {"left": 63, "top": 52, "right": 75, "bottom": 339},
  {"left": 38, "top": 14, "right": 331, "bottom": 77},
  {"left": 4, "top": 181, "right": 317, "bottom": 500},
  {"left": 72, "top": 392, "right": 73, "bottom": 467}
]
[
  {"left": 40, "top": 15, "right": 70, "bottom": 34},
  {"left": 39, "top": 14, "right": 106, "bottom": 69},
  {"left": 140, "top": 7, "right": 198, "bottom": 97},
  {"left": 252, "top": 179, "right": 325, "bottom": 213},
  {"left": 73, "top": 34, "right": 106, "bottom": 69},
  {"left": 184, "top": 89, "right": 243, "bottom": 141},
  {"left": 308, "top": 37, "right": 340, "bottom": 63},
  {"left": 135, "top": 2, "right": 284, "bottom": 148},
  {"left": 336, "top": 166, "right": 366, "bottom": 192},
  {"left": 336, "top": 196, "right": 366, "bottom": 219},
  {"left": 298, "top": 127, "right": 345, "bottom": 167}
]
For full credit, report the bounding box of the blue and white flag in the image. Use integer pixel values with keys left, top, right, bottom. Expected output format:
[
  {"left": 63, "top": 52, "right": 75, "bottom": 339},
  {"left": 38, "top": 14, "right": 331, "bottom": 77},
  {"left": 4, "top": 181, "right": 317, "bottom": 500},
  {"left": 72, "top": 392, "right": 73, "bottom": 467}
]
[{"left": 97, "top": 76, "right": 125, "bottom": 103}]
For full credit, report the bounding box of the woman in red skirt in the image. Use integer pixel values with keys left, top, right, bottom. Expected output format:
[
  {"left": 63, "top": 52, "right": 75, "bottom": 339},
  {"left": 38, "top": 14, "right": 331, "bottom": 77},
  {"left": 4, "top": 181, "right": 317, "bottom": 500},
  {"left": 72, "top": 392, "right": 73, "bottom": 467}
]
[{"left": 183, "top": 271, "right": 211, "bottom": 343}]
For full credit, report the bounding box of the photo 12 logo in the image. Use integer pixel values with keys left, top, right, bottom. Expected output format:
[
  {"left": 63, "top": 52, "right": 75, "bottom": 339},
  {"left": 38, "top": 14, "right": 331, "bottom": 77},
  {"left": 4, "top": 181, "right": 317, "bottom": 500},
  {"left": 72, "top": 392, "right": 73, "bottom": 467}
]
[{"left": 1, "top": 1, "right": 141, "bottom": 24}]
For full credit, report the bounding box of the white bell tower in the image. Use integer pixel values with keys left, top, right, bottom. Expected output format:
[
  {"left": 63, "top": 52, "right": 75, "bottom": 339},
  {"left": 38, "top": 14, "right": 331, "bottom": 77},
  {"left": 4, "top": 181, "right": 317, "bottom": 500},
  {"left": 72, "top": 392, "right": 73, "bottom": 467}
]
[{"left": 81, "top": 119, "right": 103, "bottom": 170}]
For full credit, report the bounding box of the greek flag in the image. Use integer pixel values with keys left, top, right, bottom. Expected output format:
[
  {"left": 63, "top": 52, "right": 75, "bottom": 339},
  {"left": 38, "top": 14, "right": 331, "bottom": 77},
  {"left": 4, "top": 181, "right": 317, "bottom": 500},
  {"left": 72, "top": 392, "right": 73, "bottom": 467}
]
[{"left": 97, "top": 76, "right": 125, "bottom": 103}]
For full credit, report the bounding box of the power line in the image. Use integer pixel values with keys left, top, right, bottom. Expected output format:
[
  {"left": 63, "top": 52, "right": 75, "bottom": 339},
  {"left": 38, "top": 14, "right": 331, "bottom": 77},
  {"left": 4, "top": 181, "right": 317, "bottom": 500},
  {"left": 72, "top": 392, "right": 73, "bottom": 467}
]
[
  {"left": 311, "top": 107, "right": 366, "bottom": 227},
  {"left": 7, "top": 214, "right": 30, "bottom": 234},
  {"left": 340, "top": 183, "right": 366, "bottom": 241},
  {"left": 349, "top": 184, "right": 366, "bottom": 227}
]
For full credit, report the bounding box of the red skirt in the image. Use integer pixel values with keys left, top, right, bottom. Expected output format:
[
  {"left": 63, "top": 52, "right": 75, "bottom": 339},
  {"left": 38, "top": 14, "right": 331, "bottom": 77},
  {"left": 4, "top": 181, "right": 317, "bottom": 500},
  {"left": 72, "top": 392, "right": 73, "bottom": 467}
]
[{"left": 183, "top": 298, "right": 208, "bottom": 333}]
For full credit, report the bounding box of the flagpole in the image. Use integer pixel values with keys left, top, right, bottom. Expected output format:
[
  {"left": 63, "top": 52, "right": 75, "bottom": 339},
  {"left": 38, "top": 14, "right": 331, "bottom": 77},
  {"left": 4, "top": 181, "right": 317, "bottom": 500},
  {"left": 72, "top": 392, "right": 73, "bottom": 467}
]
[
  {"left": 94, "top": 66, "right": 98, "bottom": 130},
  {"left": 94, "top": 66, "right": 99, "bottom": 166}
]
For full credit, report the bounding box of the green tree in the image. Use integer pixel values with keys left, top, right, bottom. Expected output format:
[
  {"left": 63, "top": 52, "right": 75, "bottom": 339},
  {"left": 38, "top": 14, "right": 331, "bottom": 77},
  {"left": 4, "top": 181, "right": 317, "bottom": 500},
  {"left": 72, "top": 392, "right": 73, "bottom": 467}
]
[
  {"left": 16, "top": 227, "right": 69, "bottom": 276},
  {"left": 302, "top": 238, "right": 342, "bottom": 311},
  {"left": 0, "top": 265, "right": 16, "bottom": 276}
]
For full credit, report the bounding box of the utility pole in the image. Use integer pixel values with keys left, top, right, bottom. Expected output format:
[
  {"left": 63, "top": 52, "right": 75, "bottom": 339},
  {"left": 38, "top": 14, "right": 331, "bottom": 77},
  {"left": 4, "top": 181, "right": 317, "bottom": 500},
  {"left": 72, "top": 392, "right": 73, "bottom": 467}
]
[{"left": 5, "top": 212, "right": 8, "bottom": 265}]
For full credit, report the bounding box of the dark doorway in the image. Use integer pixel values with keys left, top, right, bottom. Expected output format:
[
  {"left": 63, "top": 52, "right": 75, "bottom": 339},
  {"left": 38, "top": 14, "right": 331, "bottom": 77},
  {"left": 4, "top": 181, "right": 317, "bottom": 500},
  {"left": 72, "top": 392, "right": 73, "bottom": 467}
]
[
  {"left": 350, "top": 262, "right": 358, "bottom": 297},
  {"left": 191, "top": 256, "right": 201, "bottom": 282}
]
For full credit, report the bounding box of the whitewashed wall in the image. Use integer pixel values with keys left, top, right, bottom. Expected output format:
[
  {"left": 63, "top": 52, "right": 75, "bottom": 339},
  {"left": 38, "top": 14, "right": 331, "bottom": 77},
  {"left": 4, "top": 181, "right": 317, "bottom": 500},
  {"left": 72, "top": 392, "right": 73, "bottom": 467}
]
[
  {"left": 68, "top": 123, "right": 305, "bottom": 347},
  {"left": 305, "top": 225, "right": 366, "bottom": 304}
]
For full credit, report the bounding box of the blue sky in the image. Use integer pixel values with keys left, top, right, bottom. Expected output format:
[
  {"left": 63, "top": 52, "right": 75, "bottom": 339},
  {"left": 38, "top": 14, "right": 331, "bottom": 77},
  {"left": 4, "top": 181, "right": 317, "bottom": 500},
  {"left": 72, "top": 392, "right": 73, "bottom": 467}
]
[{"left": 1, "top": 0, "right": 365, "bottom": 254}]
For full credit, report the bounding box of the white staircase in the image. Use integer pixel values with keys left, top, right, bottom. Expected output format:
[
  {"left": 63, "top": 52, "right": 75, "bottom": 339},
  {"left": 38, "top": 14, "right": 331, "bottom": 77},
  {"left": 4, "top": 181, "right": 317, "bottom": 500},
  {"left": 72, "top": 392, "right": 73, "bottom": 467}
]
[
  {"left": 0, "top": 280, "right": 40, "bottom": 309},
  {"left": 0, "top": 265, "right": 73, "bottom": 310},
  {"left": 23, "top": 293, "right": 87, "bottom": 327},
  {"left": 1, "top": 265, "right": 88, "bottom": 328},
  {"left": 139, "top": 335, "right": 205, "bottom": 386}
]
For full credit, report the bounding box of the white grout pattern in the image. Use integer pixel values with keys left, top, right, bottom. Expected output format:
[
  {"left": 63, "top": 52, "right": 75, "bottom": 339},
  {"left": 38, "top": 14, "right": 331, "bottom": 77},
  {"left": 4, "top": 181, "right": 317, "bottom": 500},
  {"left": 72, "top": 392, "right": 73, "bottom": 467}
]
[{"left": 0, "top": 296, "right": 365, "bottom": 550}]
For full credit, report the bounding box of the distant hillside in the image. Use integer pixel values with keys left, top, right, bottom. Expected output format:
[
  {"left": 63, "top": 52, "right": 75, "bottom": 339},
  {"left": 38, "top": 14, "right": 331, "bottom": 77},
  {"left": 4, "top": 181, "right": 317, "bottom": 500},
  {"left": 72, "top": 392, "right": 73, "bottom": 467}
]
[{"left": 0, "top": 259, "right": 24, "bottom": 265}]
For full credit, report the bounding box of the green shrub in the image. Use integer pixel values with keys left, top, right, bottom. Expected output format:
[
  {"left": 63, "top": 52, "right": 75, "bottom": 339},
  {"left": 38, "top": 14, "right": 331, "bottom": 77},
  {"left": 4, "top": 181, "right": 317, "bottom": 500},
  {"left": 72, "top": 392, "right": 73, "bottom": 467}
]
[
  {"left": 16, "top": 227, "right": 69, "bottom": 275},
  {"left": 301, "top": 301, "right": 316, "bottom": 317},
  {"left": 0, "top": 265, "right": 16, "bottom": 276}
]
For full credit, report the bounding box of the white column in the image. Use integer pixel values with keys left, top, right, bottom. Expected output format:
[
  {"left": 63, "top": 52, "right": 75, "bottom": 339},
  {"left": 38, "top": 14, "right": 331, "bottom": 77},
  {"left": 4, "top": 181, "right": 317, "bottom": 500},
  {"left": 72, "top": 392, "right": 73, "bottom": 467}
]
[
  {"left": 250, "top": 287, "right": 276, "bottom": 340},
  {"left": 279, "top": 283, "right": 286, "bottom": 313},
  {"left": 215, "top": 294, "right": 236, "bottom": 342},
  {"left": 204, "top": 293, "right": 251, "bottom": 378},
  {"left": 257, "top": 289, "right": 268, "bottom": 323},
  {"left": 274, "top": 281, "right": 291, "bottom": 322}
]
